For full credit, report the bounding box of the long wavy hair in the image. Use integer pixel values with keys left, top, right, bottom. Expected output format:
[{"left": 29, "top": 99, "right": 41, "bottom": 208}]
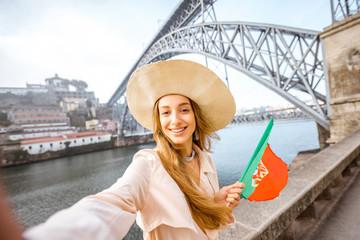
[{"left": 152, "top": 96, "right": 232, "bottom": 230}]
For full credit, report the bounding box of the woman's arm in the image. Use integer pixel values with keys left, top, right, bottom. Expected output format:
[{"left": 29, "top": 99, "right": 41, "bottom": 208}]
[
  {"left": 23, "top": 150, "right": 153, "bottom": 240},
  {"left": 0, "top": 179, "right": 24, "bottom": 240}
]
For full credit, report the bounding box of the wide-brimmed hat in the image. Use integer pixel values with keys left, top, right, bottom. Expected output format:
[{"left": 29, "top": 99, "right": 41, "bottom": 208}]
[{"left": 126, "top": 59, "right": 236, "bottom": 132}]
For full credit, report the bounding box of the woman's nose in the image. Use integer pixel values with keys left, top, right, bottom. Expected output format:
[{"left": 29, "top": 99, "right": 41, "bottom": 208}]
[{"left": 171, "top": 112, "right": 181, "bottom": 124}]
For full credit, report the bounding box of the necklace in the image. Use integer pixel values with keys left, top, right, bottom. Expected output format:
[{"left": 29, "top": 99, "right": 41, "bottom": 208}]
[{"left": 182, "top": 150, "right": 196, "bottom": 162}]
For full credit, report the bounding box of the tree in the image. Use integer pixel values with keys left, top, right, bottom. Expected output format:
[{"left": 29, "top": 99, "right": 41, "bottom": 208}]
[
  {"left": 86, "top": 99, "right": 92, "bottom": 108},
  {"left": 0, "top": 112, "right": 10, "bottom": 126},
  {"left": 70, "top": 79, "right": 88, "bottom": 91}
]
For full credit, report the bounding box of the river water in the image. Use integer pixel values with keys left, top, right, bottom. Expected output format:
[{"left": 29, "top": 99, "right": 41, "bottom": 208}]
[{"left": 1, "top": 120, "right": 319, "bottom": 238}]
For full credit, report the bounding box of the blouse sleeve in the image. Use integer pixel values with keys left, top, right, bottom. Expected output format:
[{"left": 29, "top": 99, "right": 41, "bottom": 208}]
[{"left": 23, "top": 150, "right": 154, "bottom": 240}]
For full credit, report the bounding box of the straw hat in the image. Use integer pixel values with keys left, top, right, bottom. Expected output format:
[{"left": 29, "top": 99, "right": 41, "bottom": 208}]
[{"left": 126, "top": 59, "right": 236, "bottom": 132}]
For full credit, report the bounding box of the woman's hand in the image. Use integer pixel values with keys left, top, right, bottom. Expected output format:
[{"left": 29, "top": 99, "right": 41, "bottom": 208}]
[{"left": 214, "top": 182, "right": 245, "bottom": 209}]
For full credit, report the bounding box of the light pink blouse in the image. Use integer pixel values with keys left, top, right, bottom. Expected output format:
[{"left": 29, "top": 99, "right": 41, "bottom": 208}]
[{"left": 23, "top": 145, "right": 222, "bottom": 240}]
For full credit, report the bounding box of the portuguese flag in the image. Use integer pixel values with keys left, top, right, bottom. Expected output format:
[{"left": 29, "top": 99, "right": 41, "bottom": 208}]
[{"left": 239, "top": 118, "right": 288, "bottom": 201}]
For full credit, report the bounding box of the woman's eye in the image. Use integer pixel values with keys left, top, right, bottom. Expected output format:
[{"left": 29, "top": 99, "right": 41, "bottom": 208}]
[
  {"left": 181, "top": 108, "right": 190, "bottom": 113},
  {"left": 161, "top": 111, "right": 169, "bottom": 116}
]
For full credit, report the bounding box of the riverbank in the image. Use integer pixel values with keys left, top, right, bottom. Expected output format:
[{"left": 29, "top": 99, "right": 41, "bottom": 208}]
[{"left": 0, "top": 133, "right": 154, "bottom": 168}]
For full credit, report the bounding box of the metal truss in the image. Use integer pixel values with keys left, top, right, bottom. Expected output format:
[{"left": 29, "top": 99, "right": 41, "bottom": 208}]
[
  {"left": 331, "top": 0, "right": 360, "bottom": 23},
  {"left": 109, "top": 0, "right": 333, "bottom": 133},
  {"left": 137, "top": 22, "right": 330, "bottom": 129},
  {"left": 107, "top": 0, "right": 217, "bottom": 107},
  {"left": 167, "top": 0, "right": 218, "bottom": 31}
]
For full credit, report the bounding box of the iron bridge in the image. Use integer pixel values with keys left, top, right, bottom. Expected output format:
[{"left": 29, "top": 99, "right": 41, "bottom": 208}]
[{"left": 107, "top": 0, "right": 359, "bottom": 136}]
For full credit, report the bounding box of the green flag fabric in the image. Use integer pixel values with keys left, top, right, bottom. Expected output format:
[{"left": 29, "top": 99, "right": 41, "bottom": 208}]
[{"left": 239, "top": 118, "right": 274, "bottom": 199}]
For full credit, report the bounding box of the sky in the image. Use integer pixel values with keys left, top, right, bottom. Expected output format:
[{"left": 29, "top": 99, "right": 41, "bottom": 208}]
[{"left": 0, "top": 0, "right": 332, "bottom": 108}]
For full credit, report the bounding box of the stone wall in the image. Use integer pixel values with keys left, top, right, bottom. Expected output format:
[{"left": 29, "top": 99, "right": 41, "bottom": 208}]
[
  {"left": 114, "top": 133, "right": 155, "bottom": 147},
  {"left": 320, "top": 12, "right": 360, "bottom": 144}
]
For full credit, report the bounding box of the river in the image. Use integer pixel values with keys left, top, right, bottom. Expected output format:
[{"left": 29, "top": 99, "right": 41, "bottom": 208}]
[{"left": 1, "top": 120, "right": 319, "bottom": 238}]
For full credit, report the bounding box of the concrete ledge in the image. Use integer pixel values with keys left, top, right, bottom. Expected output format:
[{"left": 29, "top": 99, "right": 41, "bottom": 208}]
[
  {"left": 321, "top": 11, "right": 360, "bottom": 38},
  {"left": 220, "top": 129, "right": 360, "bottom": 240}
]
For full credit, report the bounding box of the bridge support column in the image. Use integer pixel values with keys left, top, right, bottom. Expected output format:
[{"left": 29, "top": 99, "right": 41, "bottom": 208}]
[
  {"left": 320, "top": 12, "right": 360, "bottom": 144},
  {"left": 316, "top": 123, "right": 330, "bottom": 149}
]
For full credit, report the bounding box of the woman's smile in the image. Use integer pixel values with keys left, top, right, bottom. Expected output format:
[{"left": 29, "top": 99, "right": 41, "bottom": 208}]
[{"left": 170, "top": 127, "right": 186, "bottom": 133}]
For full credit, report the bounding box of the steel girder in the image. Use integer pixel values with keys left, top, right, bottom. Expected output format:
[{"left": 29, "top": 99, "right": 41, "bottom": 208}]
[
  {"left": 107, "top": 0, "right": 217, "bottom": 107},
  {"left": 137, "top": 22, "right": 330, "bottom": 129},
  {"left": 331, "top": 0, "right": 360, "bottom": 23}
]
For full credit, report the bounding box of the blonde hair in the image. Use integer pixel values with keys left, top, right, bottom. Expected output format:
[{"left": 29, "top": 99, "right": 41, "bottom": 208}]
[{"left": 153, "top": 97, "right": 232, "bottom": 230}]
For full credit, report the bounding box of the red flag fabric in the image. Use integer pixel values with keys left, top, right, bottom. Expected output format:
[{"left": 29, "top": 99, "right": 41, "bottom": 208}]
[{"left": 247, "top": 144, "right": 288, "bottom": 201}]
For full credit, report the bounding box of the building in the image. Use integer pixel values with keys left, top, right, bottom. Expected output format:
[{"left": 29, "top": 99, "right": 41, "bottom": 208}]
[
  {"left": 0, "top": 85, "right": 48, "bottom": 95},
  {"left": 0, "top": 74, "right": 98, "bottom": 108},
  {"left": 45, "top": 74, "right": 97, "bottom": 105},
  {"left": 55, "top": 90, "right": 96, "bottom": 103},
  {"left": 45, "top": 74, "right": 70, "bottom": 92},
  {"left": 99, "top": 119, "right": 118, "bottom": 132},
  {"left": 9, "top": 123, "right": 76, "bottom": 141},
  {"left": 85, "top": 119, "right": 99, "bottom": 131},
  {"left": 21, "top": 131, "right": 111, "bottom": 155},
  {"left": 8, "top": 105, "right": 70, "bottom": 125},
  {"left": 60, "top": 97, "right": 88, "bottom": 112}
]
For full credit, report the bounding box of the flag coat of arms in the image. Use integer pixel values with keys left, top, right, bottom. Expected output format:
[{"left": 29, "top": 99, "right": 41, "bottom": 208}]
[{"left": 239, "top": 118, "right": 288, "bottom": 201}]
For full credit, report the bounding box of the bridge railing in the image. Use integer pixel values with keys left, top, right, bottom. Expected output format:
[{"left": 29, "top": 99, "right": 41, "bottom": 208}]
[
  {"left": 231, "top": 111, "right": 309, "bottom": 125},
  {"left": 220, "top": 129, "right": 360, "bottom": 239},
  {"left": 231, "top": 105, "right": 327, "bottom": 125}
]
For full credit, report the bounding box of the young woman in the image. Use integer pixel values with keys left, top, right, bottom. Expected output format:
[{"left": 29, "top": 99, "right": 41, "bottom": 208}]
[{"left": 23, "top": 59, "right": 245, "bottom": 240}]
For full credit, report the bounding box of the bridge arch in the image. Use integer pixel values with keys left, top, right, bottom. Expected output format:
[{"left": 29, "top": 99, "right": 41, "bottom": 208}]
[{"left": 137, "top": 22, "right": 329, "bottom": 129}]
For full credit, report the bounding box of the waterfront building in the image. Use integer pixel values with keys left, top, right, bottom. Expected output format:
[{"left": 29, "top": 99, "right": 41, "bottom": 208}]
[
  {"left": 21, "top": 131, "right": 111, "bottom": 155},
  {"left": 9, "top": 123, "right": 76, "bottom": 141},
  {"left": 22, "top": 122, "right": 72, "bottom": 132},
  {"left": 9, "top": 130, "right": 76, "bottom": 141},
  {"left": 8, "top": 105, "right": 70, "bottom": 125},
  {"left": 99, "top": 119, "right": 118, "bottom": 133}
]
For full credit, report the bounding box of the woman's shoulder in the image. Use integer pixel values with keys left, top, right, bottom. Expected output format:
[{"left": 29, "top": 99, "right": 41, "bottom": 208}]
[
  {"left": 133, "top": 148, "right": 160, "bottom": 165},
  {"left": 116, "top": 148, "right": 161, "bottom": 183},
  {"left": 134, "top": 148, "right": 157, "bottom": 157}
]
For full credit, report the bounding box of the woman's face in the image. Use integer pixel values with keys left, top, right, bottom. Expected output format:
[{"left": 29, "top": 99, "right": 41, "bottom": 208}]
[{"left": 158, "top": 94, "right": 196, "bottom": 152}]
